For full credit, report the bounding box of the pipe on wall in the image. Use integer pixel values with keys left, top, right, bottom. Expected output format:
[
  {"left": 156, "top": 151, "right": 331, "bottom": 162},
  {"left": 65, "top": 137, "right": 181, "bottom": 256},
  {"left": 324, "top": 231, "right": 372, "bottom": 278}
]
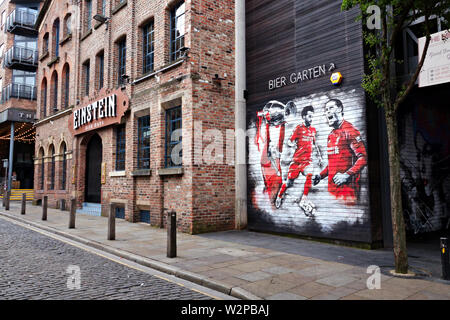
[{"left": 235, "top": 0, "right": 247, "bottom": 230}]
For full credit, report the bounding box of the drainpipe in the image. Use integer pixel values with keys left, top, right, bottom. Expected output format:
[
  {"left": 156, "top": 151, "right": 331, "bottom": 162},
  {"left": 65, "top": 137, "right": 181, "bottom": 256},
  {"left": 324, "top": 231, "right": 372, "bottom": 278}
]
[
  {"left": 235, "top": 0, "right": 247, "bottom": 230},
  {"left": 7, "top": 122, "right": 14, "bottom": 192}
]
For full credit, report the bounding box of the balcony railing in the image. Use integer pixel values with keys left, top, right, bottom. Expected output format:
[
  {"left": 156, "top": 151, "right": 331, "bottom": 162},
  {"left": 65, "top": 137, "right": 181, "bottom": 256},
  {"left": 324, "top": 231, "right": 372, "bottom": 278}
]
[
  {"left": 6, "top": 8, "right": 38, "bottom": 36},
  {"left": 3, "top": 46, "right": 38, "bottom": 71},
  {"left": 2, "top": 83, "right": 37, "bottom": 103}
]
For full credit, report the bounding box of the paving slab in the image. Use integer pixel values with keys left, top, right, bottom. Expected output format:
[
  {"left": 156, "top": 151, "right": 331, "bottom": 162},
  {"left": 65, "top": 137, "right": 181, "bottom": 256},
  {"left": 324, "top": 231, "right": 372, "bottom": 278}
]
[
  {"left": 235, "top": 271, "right": 273, "bottom": 282},
  {"left": 1, "top": 203, "right": 449, "bottom": 301},
  {"left": 288, "top": 282, "right": 335, "bottom": 298},
  {"left": 266, "top": 292, "right": 307, "bottom": 300}
]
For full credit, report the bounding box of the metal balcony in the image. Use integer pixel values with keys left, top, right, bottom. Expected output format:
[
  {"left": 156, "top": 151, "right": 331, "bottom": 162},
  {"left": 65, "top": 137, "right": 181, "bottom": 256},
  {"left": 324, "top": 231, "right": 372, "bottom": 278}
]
[
  {"left": 2, "top": 83, "right": 37, "bottom": 103},
  {"left": 3, "top": 46, "right": 38, "bottom": 71},
  {"left": 5, "top": 8, "right": 38, "bottom": 36}
]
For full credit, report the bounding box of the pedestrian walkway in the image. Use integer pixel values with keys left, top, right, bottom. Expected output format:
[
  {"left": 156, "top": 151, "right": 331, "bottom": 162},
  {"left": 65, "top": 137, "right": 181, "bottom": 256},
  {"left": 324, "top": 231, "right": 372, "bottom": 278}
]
[{"left": 1, "top": 203, "right": 449, "bottom": 300}]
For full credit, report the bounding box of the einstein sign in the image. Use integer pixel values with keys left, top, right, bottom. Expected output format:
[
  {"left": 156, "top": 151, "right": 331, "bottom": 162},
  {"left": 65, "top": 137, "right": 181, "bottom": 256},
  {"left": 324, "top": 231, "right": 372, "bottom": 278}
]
[
  {"left": 419, "top": 29, "right": 450, "bottom": 88},
  {"left": 69, "top": 89, "right": 129, "bottom": 136}
]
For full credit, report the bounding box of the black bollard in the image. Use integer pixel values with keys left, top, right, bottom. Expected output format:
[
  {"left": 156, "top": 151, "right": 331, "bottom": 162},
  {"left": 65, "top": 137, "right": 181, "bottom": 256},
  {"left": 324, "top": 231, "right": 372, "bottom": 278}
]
[
  {"left": 69, "top": 198, "right": 76, "bottom": 229},
  {"left": 2, "top": 191, "right": 5, "bottom": 207},
  {"left": 5, "top": 191, "right": 10, "bottom": 211},
  {"left": 167, "top": 211, "right": 177, "bottom": 258},
  {"left": 108, "top": 203, "right": 115, "bottom": 240},
  {"left": 21, "top": 193, "right": 26, "bottom": 215},
  {"left": 42, "top": 196, "right": 47, "bottom": 221},
  {"left": 441, "top": 238, "right": 449, "bottom": 281}
]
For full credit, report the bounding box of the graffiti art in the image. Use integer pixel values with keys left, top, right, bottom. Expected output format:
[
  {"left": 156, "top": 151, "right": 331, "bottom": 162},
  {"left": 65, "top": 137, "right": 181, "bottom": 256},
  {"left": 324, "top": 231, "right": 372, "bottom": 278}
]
[{"left": 248, "top": 88, "right": 371, "bottom": 240}]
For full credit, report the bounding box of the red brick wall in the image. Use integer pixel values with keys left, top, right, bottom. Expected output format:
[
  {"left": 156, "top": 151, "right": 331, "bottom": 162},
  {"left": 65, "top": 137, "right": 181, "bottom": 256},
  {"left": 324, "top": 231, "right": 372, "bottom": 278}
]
[{"left": 34, "top": 0, "right": 236, "bottom": 234}]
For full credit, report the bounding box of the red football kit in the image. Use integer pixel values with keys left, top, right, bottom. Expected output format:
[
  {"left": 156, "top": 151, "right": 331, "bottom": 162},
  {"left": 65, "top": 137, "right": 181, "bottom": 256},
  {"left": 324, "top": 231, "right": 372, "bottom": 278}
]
[
  {"left": 287, "top": 124, "right": 316, "bottom": 180},
  {"left": 277, "top": 124, "right": 316, "bottom": 201},
  {"left": 320, "top": 120, "right": 367, "bottom": 204},
  {"left": 255, "top": 114, "right": 285, "bottom": 201}
]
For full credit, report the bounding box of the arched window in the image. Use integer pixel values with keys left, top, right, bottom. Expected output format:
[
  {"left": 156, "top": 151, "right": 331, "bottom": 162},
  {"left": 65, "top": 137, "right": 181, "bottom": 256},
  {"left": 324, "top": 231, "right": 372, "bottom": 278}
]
[
  {"left": 41, "top": 78, "right": 47, "bottom": 118},
  {"left": 52, "top": 19, "right": 60, "bottom": 58},
  {"left": 99, "top": 0, "right": 107, "bottom": 16},
  {"left": 64, "top": 14, "right": 72, "bottom": 37},
  {"left": 49, "top": 145, "right": 55, "bottom": 190},
  {"left": 116, "top": 37, "right": 126, "bottom": 86},
  {"left": 51, "top": 71, "right": 58, "bottom": 113},
  {"left": 60, "top": 142, "right": 67, "bottom": 190},
  {"left": 43, "top": 33, "right": 49, "bottom": 54},
  {"left": 62, "top": 64, "right": 70, "bottom": 108},
  {"left": 39, "top": 147, "right": 45, "bottom": 190},
  {"left": 85, "top": 0, "right": 92, "bottom": 31}
]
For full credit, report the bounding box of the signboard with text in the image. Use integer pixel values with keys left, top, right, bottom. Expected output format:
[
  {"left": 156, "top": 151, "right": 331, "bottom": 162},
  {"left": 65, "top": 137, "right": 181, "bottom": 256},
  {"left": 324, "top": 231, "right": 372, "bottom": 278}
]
[
  {"left": 68, "top": 88, "right": 129, "bottom": 136},
  {"left": 419, "top": 30, "right": 450, "bottom": 88}
]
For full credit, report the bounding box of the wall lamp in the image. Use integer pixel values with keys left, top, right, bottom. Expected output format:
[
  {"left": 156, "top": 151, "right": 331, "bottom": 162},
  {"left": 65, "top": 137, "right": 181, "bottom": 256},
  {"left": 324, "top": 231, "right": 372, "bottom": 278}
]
[
  {"left": 93, "top": 14, "right": 110, "bottom": 29},
  {"left": 179, "top": 46, "right": 190, "bottom": 59}
]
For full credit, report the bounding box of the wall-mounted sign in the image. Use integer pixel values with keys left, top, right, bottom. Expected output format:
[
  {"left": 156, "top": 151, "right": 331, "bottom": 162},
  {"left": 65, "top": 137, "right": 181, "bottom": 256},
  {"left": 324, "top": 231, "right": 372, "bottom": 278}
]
[
  {"left": 268, "top": 63, "right": 336, "bottom": 91},
  {"left": 101, "top": 162, "right": 106, "bottom": 184},
  {"left": 68, "top": 88, "right": 129, "bottom": 136},
  {"left": 330, "top": 72, "right": 343, "bottom": 85},
  {"left": 0, "top": 108, "right": 35, "bottom": 124},
  {"left": 419, "top": 29, "right": 450, "bottom": 88},
  {"left": 71, "top": 165, "right": 76, "bottom": 184}
]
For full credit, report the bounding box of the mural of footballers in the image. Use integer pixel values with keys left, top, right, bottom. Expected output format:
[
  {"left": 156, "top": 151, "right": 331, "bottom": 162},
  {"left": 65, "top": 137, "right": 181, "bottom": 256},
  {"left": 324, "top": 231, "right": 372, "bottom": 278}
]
[
  {"left": 274, "top": 106, "right": 322, "bottom": 217},
  {"left": 313, "top": 99, "right": 367, "bottom": 205},
  {"left": 255, "top": 100, "right": 296, "bottom": 203}
]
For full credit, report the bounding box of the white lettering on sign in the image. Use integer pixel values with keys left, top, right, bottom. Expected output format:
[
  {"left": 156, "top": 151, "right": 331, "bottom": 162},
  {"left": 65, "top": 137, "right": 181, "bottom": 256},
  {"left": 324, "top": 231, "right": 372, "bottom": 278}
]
[
  {"left": 268, "top": 64, "right": 334, "bottom": 91},
  {"left": 74, "top": 94, "right": 117, "bottom": 130}
]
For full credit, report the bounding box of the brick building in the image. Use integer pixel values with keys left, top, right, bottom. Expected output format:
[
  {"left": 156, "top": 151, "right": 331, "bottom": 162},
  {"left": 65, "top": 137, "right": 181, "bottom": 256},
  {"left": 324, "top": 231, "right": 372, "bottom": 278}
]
[
  {"left": 33, "top": 0, "right": 448, "bottom": 246},
  {"left": 0, "top": 1, "right": 41, "bottom": 198},
  {"left": 34, "top": 0, "right": 236, "bottom": 233}
]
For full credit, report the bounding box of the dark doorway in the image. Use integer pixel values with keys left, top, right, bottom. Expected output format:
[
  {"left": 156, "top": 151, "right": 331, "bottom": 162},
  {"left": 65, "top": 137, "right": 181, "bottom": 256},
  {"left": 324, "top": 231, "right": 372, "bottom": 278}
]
[{"left": 85, "top": 134, "right": 102, "bottom": 203}]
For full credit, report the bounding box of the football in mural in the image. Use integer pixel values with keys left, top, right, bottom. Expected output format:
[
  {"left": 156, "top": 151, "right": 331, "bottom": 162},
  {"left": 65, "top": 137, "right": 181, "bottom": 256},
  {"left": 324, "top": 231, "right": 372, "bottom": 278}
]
[{"left": 248, "top": 88, "right": 370, "bottom": 239}]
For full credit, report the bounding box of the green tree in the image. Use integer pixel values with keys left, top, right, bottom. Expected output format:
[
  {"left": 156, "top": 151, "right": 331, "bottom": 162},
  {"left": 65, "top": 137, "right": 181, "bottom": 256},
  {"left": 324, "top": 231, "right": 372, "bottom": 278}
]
[{"left": 341, "top": 0, "right": 450, "bottom": 274}]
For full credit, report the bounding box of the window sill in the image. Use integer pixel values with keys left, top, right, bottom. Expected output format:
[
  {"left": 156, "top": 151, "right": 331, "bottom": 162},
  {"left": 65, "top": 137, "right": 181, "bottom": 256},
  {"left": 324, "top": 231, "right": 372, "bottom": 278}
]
[
  {"left": 47, "top": 56, "right": 59, "bottom": 67},
  {"left": 109, "top": 171, "right": 126, "bottom": 177},
  {"left": 39, "top": 51, "right": 49, "bottom": 61},
  {"left": 80, "top": 29, "right": 92, "bottom": 41},
  {"left": 158, "top": 167, "right": 184, "bottom": 176},
  {"left": 131, "top": 169, "right": 151, "bottom": 177},
  {"left": 60, "top": 33, "right": 72, "bottom": 46},
  {"left": 133, "top": 59, "right": 184, "bottom": 85},
  {"left": 112, "top": 0, "right": 128, "bottom": 15}
]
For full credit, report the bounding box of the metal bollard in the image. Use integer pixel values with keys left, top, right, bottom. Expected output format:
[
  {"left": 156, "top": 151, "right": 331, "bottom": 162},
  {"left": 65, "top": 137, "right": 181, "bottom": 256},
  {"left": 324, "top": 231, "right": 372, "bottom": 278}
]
[
  {"left": 21, "top": 193, "right": 26, "bottom": 215},
  {"left": 5, "top": 191, "right": 10, "bottom": 211},
  {"left": 2, "top": 191, "right": 5, "bottom": 207},
  {"left": 441, "top": 238, "right": 449, "bottom": 280},
  {"left": 108, "top": 203, "right": 115, "bottom": 240},
  {"left": 167, "top": 211, "right": 177, "bottom": 258},
  {"left": 69, "top": 198, "right": 76, "bottom": 229},
  {"left": 42, "top": 196, "right": 47, "bottom": 221}
]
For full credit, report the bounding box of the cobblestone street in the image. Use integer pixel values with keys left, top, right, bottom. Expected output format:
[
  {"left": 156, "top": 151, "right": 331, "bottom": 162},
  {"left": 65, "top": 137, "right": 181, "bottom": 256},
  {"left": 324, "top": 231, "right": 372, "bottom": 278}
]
[{"left": 0, "top": 218, "right": 214, "bottom": 300}]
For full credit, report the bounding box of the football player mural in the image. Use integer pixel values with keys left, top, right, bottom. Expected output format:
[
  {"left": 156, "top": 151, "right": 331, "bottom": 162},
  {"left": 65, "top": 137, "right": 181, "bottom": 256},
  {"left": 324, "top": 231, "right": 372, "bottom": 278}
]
[
  {"left": 254, "top": 100, "right": 296, "bottom": 204},
  {"left": 249, "top": 89, "right": 370, "bottom": 238},
  {"left": 313, "top": 99, "right": 367, "bottom": 206},
  {"left": 274, "top": 105, "right": 321, "bottom": 216}
]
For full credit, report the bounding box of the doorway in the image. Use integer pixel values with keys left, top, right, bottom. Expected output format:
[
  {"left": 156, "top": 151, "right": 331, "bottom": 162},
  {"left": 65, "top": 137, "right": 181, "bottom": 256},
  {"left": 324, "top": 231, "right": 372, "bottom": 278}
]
[{"left": 85, "top": 134, "right": 102, "bottom": 203}]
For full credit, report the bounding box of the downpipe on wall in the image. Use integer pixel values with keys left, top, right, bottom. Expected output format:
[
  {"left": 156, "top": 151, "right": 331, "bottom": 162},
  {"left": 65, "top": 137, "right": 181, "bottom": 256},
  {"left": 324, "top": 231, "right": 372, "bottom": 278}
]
[{"left": 235, "top": 0, "right": 247, "bottom": 230}]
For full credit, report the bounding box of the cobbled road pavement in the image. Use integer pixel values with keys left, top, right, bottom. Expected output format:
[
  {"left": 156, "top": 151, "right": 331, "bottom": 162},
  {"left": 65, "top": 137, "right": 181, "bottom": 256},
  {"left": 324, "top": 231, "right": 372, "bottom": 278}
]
[{"left": 0, "top": 218, "right": 212, "bottom": 300}]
